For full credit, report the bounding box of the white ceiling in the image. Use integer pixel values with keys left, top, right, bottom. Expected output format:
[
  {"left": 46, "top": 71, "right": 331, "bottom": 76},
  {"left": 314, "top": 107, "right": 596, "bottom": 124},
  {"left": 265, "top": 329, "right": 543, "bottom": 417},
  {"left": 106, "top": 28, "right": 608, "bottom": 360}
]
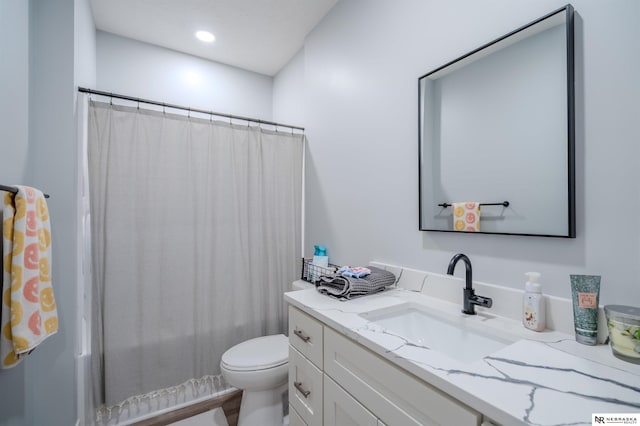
[{"left": 89, "top": 0, "right": 338, "bottom": 76}]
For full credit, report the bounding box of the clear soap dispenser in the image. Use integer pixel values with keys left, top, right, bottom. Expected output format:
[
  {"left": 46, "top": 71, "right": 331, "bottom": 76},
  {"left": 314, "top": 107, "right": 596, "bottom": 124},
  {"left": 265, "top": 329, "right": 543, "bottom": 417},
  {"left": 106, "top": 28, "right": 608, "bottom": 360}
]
[{"left": 523, "top": 272, "right": 546, "bottom": 332}]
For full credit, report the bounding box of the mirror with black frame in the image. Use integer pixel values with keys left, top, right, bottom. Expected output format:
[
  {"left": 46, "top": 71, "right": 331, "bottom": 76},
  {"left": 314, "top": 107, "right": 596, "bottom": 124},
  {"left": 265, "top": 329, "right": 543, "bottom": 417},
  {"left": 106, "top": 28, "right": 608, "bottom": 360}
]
[{"left": 419, "top": 4, "right": 575, "bottom": 237}]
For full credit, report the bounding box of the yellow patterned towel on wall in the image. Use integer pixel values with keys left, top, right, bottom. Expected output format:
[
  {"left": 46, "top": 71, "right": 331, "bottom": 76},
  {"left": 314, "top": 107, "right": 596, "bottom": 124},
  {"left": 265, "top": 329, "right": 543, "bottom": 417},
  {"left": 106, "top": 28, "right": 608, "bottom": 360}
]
[
  {"left": 0, "top": 186, "right": 57, "bottom": 369},
  {"left": 452, "top": 202, "right": 480, "bottom": 232}
]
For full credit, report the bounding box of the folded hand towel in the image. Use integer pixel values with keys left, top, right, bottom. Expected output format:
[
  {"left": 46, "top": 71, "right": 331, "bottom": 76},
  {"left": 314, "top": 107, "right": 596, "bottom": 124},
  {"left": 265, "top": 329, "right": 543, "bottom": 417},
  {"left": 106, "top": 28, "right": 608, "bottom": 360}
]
[
  {"left": 337, "top": 266, "right": 371, "bottom": 278},
  {"left": 316, "top": 266, "right": 396, "bottom": 300},
  {"left": 452, "top": 202, "right": 480, "bottom": 232},
  {"left": 1, "top": 186, "right": 58, "bottom": 369}
]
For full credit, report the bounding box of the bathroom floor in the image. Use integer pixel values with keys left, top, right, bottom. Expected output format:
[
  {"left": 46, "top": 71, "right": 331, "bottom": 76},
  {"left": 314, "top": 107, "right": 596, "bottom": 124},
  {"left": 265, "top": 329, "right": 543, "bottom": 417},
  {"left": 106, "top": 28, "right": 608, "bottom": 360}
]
[{"left": 169, "top": 409, "right": 228, "bottom": 426}]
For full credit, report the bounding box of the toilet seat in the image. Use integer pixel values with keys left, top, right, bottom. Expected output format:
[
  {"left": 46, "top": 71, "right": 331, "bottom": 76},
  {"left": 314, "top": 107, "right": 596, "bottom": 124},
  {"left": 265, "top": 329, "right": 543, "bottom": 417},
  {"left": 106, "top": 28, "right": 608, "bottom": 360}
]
[{"left": 221, "top": 334, "right": 288, "bottom": 371}]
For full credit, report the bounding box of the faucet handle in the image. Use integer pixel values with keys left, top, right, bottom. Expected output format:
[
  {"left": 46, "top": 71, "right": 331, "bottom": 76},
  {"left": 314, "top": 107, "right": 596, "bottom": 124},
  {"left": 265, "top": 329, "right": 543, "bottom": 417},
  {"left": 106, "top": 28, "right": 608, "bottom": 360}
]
[{"left": 472, "top": 294, "right": 493, "bottom": 308}]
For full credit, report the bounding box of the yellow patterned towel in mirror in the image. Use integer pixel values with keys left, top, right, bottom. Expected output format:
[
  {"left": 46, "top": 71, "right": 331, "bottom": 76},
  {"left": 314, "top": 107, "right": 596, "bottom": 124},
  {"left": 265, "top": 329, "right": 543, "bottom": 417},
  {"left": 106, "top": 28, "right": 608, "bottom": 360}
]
[{"left": 452, "top": 202, "right": 480, "bottom": 232}]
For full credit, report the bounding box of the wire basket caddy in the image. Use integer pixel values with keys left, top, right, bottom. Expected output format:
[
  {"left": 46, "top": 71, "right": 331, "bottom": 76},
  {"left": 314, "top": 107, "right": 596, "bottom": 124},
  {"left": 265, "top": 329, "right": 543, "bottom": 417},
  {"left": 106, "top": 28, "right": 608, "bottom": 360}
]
[{"left": 300, "top": 258, "right": 338, "bottom": 283}]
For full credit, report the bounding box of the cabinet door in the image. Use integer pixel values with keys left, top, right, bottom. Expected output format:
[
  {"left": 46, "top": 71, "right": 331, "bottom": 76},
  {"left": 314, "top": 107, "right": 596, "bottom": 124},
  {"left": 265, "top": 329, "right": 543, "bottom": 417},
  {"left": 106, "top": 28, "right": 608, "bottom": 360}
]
[
  {"left": 289, "top": 346, "right": 323, "bottom": 426},
  {"left": 324, "top": 375, "right": 377, "bottom": 426},
  {"left": 289, "top": 405, "right": 308, "bottom": 426},
  {"left": 324, "top": 327, "right": 481, "bottom": 426}
]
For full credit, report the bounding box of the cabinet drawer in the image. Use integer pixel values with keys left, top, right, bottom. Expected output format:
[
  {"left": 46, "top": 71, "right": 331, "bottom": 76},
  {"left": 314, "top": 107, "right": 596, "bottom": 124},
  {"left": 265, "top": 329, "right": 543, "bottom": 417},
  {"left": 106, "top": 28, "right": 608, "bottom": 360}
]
[
  {"left": 289, "top": 306, "right": 323, "bottom": 368},
  {"left": 324, "top": 374, "right": 377, "bottom": 426},
  {"left": 289, "top": 346, "right": 323, "bottom": 426},
  {"left": 324, "top": 327, "right": 481, "bottom": 426}
]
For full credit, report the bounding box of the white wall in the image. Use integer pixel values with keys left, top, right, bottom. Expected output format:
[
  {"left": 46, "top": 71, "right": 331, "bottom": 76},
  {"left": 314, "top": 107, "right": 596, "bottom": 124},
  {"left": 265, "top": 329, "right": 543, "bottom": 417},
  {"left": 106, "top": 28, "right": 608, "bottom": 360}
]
[
  {"left": 283, "top": 0, "right": 640, "bottom": 304},
  {"left": 75, "top": 0, "right": 96, "bottom": 89},
  {"left": 25, "top": 0, "right": 79, "bottom": 424},
  {"left": 0, "top": 4, "right": 33, "bottom": 423},
  {"left": 0, "top": 0, "right": 95, "bottom": 424},
  {"left": 96, "top": 31, "right": 273, "bottom": 120},
  {"left": 273, "top": 48, "right": 306, "bottom": 127},
  {"left": 0, "top": 0, "right": 30, "bottom": 186}
]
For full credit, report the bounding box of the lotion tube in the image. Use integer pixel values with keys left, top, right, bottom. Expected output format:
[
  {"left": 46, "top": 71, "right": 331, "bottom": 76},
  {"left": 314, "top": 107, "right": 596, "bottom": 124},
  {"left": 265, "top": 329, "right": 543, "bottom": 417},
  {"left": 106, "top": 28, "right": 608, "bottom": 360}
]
[{"left": 570, "top": 274, "right": 601, "bottom": 345}]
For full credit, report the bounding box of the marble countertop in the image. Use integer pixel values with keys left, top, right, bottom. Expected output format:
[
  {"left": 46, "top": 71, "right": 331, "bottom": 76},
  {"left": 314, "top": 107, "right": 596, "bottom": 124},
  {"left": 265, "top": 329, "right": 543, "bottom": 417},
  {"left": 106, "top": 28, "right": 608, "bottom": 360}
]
[{"left": 285, "top": 286, "right": 640, "bottom": 426}]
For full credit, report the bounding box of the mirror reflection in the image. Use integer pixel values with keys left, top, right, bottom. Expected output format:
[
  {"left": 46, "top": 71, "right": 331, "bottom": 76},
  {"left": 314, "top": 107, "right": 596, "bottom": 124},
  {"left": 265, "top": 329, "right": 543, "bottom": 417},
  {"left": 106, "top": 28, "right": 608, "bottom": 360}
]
[{"left": 419, "top": 5, "right": 575, "bottom": 237}]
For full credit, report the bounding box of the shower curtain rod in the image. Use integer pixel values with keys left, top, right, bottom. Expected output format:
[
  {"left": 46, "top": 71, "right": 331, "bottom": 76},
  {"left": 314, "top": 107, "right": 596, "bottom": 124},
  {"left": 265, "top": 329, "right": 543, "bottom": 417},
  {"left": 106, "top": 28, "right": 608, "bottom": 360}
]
[{"left": 77, "top": 87, "right": 305, "bottom": 132}]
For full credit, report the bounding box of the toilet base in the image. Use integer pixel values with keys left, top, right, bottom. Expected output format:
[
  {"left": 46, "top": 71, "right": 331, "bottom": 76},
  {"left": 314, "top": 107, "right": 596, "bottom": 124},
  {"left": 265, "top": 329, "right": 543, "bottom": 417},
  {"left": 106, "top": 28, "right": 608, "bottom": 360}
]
[{"left": 237, "top": 382, "right": 288, "bottom": 426}]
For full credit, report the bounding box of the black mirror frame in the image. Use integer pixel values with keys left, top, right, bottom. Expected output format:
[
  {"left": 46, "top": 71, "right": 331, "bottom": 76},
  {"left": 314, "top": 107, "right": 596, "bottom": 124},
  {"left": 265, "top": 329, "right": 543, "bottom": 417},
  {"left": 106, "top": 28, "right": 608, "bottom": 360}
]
[{"left": 418, "top": 4, "right": 575, "bottom": 238}]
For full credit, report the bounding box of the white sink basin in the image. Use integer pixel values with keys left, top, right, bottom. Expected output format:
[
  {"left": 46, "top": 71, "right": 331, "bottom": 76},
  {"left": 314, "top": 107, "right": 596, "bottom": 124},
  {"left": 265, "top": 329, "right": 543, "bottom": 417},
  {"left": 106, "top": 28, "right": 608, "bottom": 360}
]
[{"left": 360, "top": 304, "right": 512, "bottom": 363}]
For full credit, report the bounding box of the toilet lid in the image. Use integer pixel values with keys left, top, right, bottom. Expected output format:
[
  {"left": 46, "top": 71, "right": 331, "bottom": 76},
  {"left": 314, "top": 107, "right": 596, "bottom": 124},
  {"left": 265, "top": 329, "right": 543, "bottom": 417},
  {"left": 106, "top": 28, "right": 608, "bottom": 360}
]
[{"left": 221, "top": 334, "right": 288, "bottom": 371}]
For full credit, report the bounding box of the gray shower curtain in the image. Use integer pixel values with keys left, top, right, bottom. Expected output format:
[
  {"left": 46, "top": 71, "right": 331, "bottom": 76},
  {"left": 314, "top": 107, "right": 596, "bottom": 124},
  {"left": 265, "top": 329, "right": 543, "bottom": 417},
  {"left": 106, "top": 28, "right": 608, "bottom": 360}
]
[{"left": 87, "top": 101, "right": 303, "bottom": 405}]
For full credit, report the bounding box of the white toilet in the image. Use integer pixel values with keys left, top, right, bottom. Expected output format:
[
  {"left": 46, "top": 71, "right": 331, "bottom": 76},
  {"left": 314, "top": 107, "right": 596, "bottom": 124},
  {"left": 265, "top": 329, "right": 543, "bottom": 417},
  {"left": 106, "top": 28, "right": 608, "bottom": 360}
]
[
  {"left": 221, "top": 334, "right": 289, "bottom": 426},
  {"left": 220, "top": 281, "right": 313, "bottom": 425}
]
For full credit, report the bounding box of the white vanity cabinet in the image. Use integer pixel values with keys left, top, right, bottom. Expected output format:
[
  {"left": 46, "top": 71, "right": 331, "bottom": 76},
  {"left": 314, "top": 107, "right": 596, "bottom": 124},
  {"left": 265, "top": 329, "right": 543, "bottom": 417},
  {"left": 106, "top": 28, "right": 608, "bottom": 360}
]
[{"left": 288, "top": 305, "right": 489, "bottom": 426}]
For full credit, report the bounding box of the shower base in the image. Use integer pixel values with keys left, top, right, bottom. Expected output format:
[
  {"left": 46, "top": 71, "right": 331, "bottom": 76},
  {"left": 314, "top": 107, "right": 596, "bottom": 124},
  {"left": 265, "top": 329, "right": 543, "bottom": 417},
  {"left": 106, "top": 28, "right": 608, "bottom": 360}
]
[{"left": 96, "top": 374, "right": 234, "bottom": 425}]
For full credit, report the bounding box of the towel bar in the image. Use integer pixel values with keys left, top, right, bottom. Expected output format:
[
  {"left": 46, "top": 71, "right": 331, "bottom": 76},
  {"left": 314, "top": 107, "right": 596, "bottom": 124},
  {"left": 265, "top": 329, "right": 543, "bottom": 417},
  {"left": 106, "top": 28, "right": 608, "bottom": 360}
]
[
  {"left": 0, "top": 184, "right": 50, "bottom": 199},
  {"left": 438, "top": 201, "right": 509, "bottom": 208}
]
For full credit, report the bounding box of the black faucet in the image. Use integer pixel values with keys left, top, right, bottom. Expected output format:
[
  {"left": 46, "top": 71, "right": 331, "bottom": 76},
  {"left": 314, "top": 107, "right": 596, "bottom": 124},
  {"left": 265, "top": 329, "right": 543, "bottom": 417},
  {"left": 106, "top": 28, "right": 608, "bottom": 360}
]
[{"left": 446, "top": 253, "right": 493, "bottom": 315}]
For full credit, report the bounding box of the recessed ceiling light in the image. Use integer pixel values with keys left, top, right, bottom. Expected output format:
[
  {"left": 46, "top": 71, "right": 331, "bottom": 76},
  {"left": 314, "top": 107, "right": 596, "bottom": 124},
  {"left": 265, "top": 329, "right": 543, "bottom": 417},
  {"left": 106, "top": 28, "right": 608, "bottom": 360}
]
[{"left": 195, "top": 31, "right": 215, "bottom": 43}]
